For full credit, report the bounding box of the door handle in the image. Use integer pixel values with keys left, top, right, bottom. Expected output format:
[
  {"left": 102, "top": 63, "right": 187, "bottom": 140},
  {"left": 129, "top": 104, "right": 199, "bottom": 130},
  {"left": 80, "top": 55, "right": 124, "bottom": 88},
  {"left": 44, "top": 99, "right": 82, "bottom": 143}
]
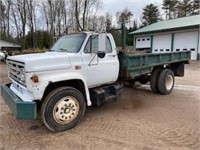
[{"left": 108, "top": 55, "right": 116, "bottom": 57}]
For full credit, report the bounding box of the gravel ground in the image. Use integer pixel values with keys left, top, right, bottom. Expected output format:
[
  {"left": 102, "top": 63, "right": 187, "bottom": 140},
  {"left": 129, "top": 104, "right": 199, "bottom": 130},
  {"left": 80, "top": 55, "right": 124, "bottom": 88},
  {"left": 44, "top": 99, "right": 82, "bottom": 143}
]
[{"left": 0, "top": 61, "right": 200, "bottom": 150}]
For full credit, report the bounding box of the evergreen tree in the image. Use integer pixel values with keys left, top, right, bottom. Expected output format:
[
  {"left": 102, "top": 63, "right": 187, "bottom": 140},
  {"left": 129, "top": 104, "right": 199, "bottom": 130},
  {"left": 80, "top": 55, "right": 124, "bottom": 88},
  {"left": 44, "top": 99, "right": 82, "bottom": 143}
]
[
  {"left": 141, "top": 4, "right": 161, "bottom": 26},
  {"left": 162, "top": 0, "right": 179, "bottom": 19},
  {"left": 177, "top": 0, "right": 192, "bottom": 17},
  {"left": 191, "top": 0, "right": 200, "bottom": 15},
  {"left": 162, "top": 0, "right": 199, "bottom": 19}
]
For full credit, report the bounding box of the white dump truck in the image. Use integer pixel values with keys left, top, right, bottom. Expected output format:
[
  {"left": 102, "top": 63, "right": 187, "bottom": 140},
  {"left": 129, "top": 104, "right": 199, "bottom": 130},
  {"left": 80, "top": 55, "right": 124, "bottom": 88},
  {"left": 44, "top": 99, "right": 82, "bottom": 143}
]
[{"left": 1, "top": 32, "right": 190, "bottom": 132}]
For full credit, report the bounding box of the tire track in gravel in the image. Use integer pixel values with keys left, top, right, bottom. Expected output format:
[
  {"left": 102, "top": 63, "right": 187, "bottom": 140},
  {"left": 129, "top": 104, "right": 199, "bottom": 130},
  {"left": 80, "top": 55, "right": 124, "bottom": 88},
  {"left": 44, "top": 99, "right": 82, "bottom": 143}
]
[
  {"left": 150, "top": 125, "right": 199, "bottom": 149},
  {"left": 139, "top": 84, "right": 200, "bottom": 92},
  {"left": 78, "top": 114, "right": 199, "bottom": 150}
]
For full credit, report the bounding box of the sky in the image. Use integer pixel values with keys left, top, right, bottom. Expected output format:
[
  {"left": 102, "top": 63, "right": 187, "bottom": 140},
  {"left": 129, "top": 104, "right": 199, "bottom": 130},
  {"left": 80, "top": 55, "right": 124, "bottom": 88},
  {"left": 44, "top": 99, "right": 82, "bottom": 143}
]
[{"left": 101, "top": 0, "right": 164, "bottom": 24}]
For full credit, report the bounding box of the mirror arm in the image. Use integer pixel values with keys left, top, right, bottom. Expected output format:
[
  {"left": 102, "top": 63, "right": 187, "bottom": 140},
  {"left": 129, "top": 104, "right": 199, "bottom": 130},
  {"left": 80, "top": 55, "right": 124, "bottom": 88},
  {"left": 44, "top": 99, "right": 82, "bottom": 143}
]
[{"left": 88, "top": 53, "right": 98, "bottom": 66}]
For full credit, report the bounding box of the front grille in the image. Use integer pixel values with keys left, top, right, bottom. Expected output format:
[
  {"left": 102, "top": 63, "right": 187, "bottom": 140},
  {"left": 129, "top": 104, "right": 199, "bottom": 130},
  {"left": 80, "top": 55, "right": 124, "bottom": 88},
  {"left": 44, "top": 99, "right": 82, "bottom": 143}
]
[{"left": 7, "top": 60, "right": 26, "bottom": 86}]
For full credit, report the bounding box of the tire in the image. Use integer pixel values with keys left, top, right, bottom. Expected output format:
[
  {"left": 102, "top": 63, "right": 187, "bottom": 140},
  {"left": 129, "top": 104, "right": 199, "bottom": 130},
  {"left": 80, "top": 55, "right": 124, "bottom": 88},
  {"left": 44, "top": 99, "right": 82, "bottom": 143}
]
[
  {"left": 158, "top": 69, "right": 175, "bottom": 95},
  {"left": 150, "top": 69, "right": 162, "bottom": 93},
  {"left": 41, "top": 87, "right": 86, "bottom": 132}
]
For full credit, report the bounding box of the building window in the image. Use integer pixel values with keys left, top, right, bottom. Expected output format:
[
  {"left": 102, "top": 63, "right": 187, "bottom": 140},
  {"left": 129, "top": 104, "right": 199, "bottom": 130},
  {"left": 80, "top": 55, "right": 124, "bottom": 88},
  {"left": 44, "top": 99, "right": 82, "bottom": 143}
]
[
  {"left": 190, "top": 48, "right": 195, "bottom": 51},
  {"left": 137, "top": 39, "right": 140, "bottom": 41},
  {"left": 142, "top": 39, "right": 145, "bottom": 41},
  {"left": 183, "top": 48, "right": 187, "bottom": 51},
  {"left": 147, "top": 38, "right": 150, "bottom": 41},
  {"left": 154, "top": 49, "right": 158, "bottom": 52},
  {"left": 166, "top": 49, "right": 170, "bottom": 51},
  {"left": 176, "top": 49, "right": 180, "bottom": 51},
  {"left": 160, "top": 49, "right": 164, "bottom": 51}
]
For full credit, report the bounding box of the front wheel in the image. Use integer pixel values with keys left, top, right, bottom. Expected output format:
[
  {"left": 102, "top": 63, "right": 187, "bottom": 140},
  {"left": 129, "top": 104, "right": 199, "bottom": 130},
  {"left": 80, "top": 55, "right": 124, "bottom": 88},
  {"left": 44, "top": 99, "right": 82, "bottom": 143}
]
[
  {"left": 158, "top": 69, "right": 175, "bottom": 95},
  {"left": 41, "top": 87, "right": 86, "bottom": 132}
]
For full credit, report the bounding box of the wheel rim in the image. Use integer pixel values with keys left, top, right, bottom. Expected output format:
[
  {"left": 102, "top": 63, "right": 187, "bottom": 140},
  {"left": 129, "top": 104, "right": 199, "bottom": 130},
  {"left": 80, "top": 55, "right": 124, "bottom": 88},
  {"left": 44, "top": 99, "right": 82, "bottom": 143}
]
[
  {"left": 53, "top": 96, "right": 79, "bottom": 124},
  {"left": 166, "top": 75, "right": 173, "bottom": 90}
]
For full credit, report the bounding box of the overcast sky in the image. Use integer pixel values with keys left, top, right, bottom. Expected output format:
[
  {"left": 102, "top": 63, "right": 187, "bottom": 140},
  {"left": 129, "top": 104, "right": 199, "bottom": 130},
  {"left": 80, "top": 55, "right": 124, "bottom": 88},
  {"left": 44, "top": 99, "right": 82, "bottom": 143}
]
[{"left": 101, "top": 0, "right": 164, "bottom": 23}]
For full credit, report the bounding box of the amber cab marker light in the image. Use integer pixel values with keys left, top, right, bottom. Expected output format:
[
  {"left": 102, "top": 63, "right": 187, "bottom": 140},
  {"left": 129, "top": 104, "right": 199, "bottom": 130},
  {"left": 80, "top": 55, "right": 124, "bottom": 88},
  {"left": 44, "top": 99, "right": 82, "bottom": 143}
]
[{"left": 31, "top": 75, "right": 39, "bottom": 83}]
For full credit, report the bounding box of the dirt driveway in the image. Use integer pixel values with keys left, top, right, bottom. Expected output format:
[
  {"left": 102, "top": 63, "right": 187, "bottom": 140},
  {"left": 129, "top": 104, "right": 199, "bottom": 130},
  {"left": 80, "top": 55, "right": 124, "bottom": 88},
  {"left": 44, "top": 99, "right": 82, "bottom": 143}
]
[{"left": 0, "top": 61, "right": 200, "bottom": 150}]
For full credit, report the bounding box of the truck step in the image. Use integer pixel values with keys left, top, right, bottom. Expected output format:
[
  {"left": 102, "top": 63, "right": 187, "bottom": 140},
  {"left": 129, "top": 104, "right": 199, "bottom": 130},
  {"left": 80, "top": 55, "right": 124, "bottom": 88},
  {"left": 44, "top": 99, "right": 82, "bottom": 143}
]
[
  {"left": 90, "top": 83, "right": 122, "bottom": 106},
  {"left": 104, "top": 95, "right": 117, "bottom": 104}
]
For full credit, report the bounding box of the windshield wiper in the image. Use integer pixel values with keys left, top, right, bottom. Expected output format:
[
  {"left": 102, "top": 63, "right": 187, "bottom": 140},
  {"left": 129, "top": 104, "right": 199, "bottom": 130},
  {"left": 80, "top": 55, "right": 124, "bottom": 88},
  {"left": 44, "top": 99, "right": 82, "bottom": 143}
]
[{"left": 59, "top": 48, "right": 68, "bottom": 52}]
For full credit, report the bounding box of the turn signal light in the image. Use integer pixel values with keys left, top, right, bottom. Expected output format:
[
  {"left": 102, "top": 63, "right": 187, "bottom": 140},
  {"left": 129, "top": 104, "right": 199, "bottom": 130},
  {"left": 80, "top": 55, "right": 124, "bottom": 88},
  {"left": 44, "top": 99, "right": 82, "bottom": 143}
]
[{"left": 31, "top": 75, "right": 39, "bottom": 83}]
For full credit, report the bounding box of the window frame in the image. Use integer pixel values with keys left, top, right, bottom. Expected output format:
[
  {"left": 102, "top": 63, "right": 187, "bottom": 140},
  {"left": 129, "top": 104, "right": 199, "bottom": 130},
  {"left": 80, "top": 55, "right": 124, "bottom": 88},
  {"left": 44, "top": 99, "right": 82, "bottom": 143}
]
[{"left": 84, "top": 35, "right": 113, "bottom": 54}]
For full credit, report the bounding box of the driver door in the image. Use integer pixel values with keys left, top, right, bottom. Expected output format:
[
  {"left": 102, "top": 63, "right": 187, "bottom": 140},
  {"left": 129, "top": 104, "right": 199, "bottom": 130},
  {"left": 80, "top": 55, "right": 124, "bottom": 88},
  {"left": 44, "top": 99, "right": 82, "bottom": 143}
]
[{"left": 82, "top": 34, "right": 119, "bottom": 87}]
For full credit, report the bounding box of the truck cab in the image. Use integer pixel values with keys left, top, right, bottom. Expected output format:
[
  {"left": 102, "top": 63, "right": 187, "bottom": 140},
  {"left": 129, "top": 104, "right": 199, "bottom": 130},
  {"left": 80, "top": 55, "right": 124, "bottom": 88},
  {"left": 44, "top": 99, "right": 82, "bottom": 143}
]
[{"left": 2, "top": 32, "right": 121, "bottom": 132}]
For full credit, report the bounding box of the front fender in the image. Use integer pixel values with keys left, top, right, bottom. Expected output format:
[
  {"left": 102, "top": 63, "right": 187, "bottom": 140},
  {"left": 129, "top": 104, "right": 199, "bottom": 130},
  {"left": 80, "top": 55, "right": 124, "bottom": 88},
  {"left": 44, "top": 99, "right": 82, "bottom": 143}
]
[{"left": 26, "top": 71, "right": 92, "bottom": 106}]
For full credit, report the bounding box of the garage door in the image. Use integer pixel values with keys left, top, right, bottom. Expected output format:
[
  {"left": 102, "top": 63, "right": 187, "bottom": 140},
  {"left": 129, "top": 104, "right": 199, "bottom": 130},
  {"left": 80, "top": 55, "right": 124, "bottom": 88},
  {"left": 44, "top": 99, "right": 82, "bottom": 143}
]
[
  {"left": 152, "top": 34, "right": 171, "bottom": 53},
  {"left": 174, "top": 31, "right": 198, "bottom": 60},
  {"left": 135, "top": 36, "right": 151, "bottom": 49}
]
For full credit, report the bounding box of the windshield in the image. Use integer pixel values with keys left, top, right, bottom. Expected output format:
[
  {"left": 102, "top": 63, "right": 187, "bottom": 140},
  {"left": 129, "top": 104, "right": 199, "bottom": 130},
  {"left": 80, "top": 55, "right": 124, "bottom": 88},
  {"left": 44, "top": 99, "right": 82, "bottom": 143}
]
[{"left": 50, "top": 33, "right": 86, "bottom": 53}]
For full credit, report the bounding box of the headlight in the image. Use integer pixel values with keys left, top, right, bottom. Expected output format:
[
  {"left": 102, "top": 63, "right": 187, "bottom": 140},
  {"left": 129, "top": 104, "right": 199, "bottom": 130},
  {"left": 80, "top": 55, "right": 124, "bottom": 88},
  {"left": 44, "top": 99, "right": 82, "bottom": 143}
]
[
  {"left": 19, "top": 68, "right": 25, "bottom": 81},
  {"left": 20, "top": 74, "right": 25, "bottom": 81}
]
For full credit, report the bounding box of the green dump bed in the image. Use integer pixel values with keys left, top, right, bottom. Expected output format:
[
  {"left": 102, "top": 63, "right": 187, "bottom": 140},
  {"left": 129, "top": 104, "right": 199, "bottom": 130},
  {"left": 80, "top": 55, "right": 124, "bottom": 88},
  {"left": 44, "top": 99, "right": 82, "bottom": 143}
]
[{"left": 118, "top": 51, "right": 190, "bottom": 78}]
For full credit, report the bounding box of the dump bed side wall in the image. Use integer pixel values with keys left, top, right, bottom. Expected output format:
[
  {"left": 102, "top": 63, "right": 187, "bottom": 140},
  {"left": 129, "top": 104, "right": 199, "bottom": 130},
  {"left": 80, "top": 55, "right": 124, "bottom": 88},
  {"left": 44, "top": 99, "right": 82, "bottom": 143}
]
[{"left": 118, "top": 51, "right": 190, "bottom": 79}]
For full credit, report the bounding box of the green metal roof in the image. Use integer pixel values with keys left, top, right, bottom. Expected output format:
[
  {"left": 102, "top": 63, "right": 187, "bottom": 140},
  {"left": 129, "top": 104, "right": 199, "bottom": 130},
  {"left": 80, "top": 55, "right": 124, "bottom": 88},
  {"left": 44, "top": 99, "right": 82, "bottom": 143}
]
[{"left": 130, "top": 15, "right": 200, "bottom": 35}]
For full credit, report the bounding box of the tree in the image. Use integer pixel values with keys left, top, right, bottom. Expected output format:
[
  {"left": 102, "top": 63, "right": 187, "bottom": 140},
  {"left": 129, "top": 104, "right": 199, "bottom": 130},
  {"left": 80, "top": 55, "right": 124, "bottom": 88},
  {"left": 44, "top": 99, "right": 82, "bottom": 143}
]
[
  {"left": 10, "top": 0, "right": 27, "bottom": 49},
  {"left": 0, "top": 0, "right": 106, "bottom": 49},
  {"left": 25, "top": 30, "right": 51, "bottom": 49},
  {"left": 162, "top": 0, "right": 179, "bottom": 19},
  {"left": 141, "top": 4, "right": 160, "bottom": 26},
  {"left": 191, "top": 0, "right": 200, "bottom": 15},
  {"left": 0, "top": 0, "right": 12, "bottom": 37},
  {"left": 116, "top": 8, "right": 133, "bottom": 24},
  {"left": 177, "top": 0, "right": 193, "bottom": 17},
  {"left": 162, "top": 0, "right": 200, "bottom": 20},
  {"left": 73, "top": 0, "right": 102, "bottom": 31},
  {"left": 105, "top": 13, "right": 112, "bottom": 32},
  {"left": 27, "top": 0, "right": 37, "bottom": 48},
  {"left": 0, "top": 0, "right": 6, "bottom": 35}
]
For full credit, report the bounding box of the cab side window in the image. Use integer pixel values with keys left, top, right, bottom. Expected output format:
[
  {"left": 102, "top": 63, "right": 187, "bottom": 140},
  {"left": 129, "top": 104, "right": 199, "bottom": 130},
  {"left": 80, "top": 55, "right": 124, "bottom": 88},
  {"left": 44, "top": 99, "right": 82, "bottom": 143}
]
[
  {"left": 84, "top": 35, "right": 98, "bottom": 53},
  {"left": 84, "top": 35, "right": 113, "bottom": 53},
  {"left": 106, "top": 37, "right": 112, "bottom": 53}
]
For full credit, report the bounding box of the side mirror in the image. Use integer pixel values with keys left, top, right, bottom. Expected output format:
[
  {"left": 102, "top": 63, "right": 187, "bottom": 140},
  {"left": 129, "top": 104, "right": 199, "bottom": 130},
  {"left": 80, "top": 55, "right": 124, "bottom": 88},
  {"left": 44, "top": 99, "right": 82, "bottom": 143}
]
[{"left": 97, "top": 51, "right": 106, "bottom": 58}]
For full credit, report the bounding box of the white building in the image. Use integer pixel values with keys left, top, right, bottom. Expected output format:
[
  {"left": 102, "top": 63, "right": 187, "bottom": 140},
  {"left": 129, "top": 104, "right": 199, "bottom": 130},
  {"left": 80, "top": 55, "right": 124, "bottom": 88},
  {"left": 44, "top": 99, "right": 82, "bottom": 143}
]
[
  {"left": 130, "top": 15, "right": 200, "bottom": 60},
  {"left": 0, "top": 39, "right": 21, "bottom": 50}
]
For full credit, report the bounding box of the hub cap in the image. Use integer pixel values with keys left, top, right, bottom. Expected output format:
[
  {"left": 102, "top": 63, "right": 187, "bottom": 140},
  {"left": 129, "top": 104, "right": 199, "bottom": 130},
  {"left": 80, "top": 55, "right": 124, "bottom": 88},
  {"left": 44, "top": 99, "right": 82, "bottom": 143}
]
[
  {"left": 53, "top": 96, "right": 79, "bottom": 124},
  {"left": 166, "top": 75, "right": 173, "bottom": 90}
]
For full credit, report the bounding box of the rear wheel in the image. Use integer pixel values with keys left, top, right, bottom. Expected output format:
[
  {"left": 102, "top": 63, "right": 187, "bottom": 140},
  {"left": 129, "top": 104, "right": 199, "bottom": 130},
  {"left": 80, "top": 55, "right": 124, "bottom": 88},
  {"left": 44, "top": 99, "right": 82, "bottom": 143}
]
[
  {"left": 158, "top": 69, "right": 175, "bottom": 95},
  {"left": 41, "top": 87, "right": 86, "bottom": 132},
  {"left": 150, "top": 69, "right": 162, "bottom": 93}
]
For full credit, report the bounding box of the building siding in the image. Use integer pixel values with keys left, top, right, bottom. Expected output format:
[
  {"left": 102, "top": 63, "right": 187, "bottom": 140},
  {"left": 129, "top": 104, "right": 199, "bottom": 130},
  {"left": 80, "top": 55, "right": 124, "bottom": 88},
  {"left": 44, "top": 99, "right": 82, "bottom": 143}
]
[{"left": 133, "top": 29, "right": 200, "bottom": 60}]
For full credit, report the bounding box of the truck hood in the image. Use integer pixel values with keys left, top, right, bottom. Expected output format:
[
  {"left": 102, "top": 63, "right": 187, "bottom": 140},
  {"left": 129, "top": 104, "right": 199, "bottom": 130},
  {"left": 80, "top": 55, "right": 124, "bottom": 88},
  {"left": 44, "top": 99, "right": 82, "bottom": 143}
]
[{"left": 7, "top": 52, "right": 71, "bottom": 72}]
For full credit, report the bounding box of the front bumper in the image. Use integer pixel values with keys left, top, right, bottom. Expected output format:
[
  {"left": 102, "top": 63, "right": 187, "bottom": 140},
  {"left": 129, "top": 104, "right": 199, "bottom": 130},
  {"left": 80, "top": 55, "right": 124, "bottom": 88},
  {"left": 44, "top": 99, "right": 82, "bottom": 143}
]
[{"left": 1, "top": 83, "right": 37, "bottom": 119}]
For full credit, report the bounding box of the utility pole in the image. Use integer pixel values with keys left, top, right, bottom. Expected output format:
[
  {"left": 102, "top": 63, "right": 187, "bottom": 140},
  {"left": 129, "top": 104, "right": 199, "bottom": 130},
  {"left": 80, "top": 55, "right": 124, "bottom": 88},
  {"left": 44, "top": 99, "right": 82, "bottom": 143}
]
[{"left": 121, "top": 23, "right": 126, "bottom": 50}]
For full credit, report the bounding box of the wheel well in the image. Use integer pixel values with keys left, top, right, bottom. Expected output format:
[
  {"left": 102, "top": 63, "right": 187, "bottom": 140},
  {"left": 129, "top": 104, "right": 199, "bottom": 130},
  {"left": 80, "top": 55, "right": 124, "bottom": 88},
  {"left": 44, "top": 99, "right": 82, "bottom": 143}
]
[
  {"left": 169, "top": 62, "right": 185, "bottom": 77},
  {"left": 151, "top": 62, "right": 184, "bottom": 77},
  {"left": 42, "top": 80, "right": 87, "bottom": 104},
  {"left": 152, "top": 66, "right": 164, "bottom": 72}
]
